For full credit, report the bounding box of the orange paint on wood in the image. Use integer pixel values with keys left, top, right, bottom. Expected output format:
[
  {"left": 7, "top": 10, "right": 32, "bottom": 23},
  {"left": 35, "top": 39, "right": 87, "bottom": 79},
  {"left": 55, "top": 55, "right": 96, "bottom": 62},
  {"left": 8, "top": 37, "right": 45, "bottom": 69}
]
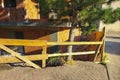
[
  {"left": 73, "top": 31, "right": 104, "bottom": 61},
  {"left": 23, "top": 29, "right": 50, "bottom": 54}
]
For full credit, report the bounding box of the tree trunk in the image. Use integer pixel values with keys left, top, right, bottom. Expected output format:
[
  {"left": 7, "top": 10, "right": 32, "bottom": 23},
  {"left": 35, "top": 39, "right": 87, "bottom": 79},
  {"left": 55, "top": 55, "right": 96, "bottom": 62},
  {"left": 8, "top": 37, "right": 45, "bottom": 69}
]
[
  {"left": 67, "top": 0, "right": 77, "bottom": 62},
  {"left": 67, "top": 27, "right": 75, "bottom": 61}
]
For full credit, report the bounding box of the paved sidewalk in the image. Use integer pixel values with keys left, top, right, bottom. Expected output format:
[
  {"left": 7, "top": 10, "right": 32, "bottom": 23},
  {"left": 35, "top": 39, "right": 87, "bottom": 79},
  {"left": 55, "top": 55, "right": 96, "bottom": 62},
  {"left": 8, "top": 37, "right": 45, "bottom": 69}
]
[{"left": 105, "top": 31, "right": 120, "bottom": 80}]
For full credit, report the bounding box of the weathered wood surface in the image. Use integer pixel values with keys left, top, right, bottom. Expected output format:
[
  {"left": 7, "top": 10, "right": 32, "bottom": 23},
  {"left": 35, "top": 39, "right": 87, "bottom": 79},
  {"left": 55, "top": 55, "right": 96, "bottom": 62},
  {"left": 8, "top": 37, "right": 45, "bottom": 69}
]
[
  {"left": 0, "top": 27, "right": 105, "bottom": 68},
  {"left": 42, "top": 46, "right": 47, "bottom": 68},
  {"left": 48, "top": 51, "right": 95, "bottom": 57},
  {"left": 0, "top": 38, "right": 102, "bottom": 46},
  {"left": 47, "top": 41, "right": 102, "bottom": 45},
  {"left": 0, "top": 45, "right": 41, "bottom": 69},
  {"left": 94, "top": 27, "right": 106, "bottom": 62},
  {"left": 0, "top": 39, "right": 46, "bottom": 46},
  {"left": 0, "top": 54, "right": 48, "bottom": 63}
]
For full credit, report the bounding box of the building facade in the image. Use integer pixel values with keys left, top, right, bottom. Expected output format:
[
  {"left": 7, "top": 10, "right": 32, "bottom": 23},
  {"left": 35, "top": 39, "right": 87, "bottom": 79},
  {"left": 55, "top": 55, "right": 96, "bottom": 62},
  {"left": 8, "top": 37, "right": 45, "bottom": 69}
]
[{"left": 0, "top": 0, "right": 81, "bottom": 55}]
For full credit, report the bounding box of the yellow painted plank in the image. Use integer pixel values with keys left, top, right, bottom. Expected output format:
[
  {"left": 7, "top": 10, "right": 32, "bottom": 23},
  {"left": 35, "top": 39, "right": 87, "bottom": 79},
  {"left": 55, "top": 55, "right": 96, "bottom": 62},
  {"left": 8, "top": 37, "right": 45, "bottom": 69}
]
[
  {"left": 0, "top": 45, "right": 41, "bottom": 69},
  {"left": 0, "top": 54, "right": 48, "bottom": 63},
  {"left": 58, "top": 28, "right": 70, "bottom": 42},
  {"left": 42, "top": 46, "right": 47, "bottom": 68},
  {"left": 42, "top": 46, "right": 47, "bottom": 54},
  {"left": 47, "top": 41, "right": 102, "bottom": 46},
  {"left": 94, "top": 27, "right": 106, "bottom": 62},
  {"left": 48, "top": 51, "right": 95, "bottom": 57},
  {"left": 0, "top": 39, "right": 46, "bottom": 46},
  {"left": 0, "top": 39, "right": 102, "bottom": 46},
  {"left": 101, "top": 27, "right": 106, "bottom": 61},
  {"left": 42, "top": 60, "right": 46, "bottom": 68}
]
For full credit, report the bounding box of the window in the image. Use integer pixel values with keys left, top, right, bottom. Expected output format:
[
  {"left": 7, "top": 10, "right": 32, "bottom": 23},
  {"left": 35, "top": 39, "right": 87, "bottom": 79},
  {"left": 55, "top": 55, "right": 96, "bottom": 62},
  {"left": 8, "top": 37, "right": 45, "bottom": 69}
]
[{"left": 4, "top": 0, "right": 16, "bottom": 8}]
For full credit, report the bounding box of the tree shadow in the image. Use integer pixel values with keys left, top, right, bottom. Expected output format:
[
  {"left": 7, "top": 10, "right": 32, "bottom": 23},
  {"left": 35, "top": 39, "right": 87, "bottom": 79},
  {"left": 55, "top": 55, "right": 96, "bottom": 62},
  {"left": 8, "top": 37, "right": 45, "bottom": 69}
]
[
  {"left": 106, "top": 36, "right": 120, "bottom": 39},
  {"left": 105, "top": 41, "right": 120, "bottom": 55}
]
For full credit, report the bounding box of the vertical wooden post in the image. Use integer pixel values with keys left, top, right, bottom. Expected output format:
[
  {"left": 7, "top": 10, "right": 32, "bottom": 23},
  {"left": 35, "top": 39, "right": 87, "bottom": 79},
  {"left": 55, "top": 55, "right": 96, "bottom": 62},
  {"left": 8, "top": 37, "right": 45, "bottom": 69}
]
[
  {"left": 42, "top": 45, "right": 47, "bottom": 68},
  {"left": 97, "top": 27, "right": 106, "bottom": 62},
  {"left": 101, "top": 27, "right": 106, "bottom": 61},
  {"left": 93, "top": 27, "right": 106, "bottom": 62}
]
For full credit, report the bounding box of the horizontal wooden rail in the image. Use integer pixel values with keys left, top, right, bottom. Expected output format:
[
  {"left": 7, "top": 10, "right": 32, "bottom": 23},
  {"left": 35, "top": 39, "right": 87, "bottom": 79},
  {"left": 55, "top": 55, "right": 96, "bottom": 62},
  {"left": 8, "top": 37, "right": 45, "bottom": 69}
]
[
  {"left": 47, "top": 41, "right": 102, "bottom": 46},
  {"left": 0, "top": 51, "right": 95, "bottom": 63},
  {"left": 0, "top": 33, "right": 105, "bottom": 68},
  {"left": 0, "top": 54, "right": 48, "bottom": 63},
  {"left": 0, "top": 39, "right": 102, "bottom": 46},
  {"left": 48, "top": 51, "right": 95, "bottom": 57},
  {"left": 0, "top": 45, "right": 41, "bottom": 69},
  {"left": 0, "top": 39, "right": 46, "bottom": 46}
]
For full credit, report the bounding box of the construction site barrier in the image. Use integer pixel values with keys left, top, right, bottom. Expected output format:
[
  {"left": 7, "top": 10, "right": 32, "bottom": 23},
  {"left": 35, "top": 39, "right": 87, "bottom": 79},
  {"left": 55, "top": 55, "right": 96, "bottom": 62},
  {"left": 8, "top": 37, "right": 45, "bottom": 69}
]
[{"left": 0, "top": 28, "right": 105, "bottom": 69}]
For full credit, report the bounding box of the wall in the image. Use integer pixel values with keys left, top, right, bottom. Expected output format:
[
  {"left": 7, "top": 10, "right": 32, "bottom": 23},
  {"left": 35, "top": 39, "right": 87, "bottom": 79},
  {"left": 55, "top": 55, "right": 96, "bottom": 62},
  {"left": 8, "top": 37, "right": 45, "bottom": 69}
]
[
  {"left": 0, "top": 0, "right": 40, "bottom": 22},
  {"left": 0, "top": 0, "right": 24, "bottom": 22},
  {"left": 12, "top": 29, "right": 50, "bottom": 55},
  {"left": 23, "top": 29, "right": 50, "bottom": 54},
  {"left": 0, "top": 27, "right": 81, "bottom": 54},
  {"left": 0, "top": 0, "right": 8, "bottom": 22},
  {"left": 0, "top": 28, "right": 50, "bottom": 55},
  {"left": 0, "top": 29, "right": 9, "bottom": 38}
]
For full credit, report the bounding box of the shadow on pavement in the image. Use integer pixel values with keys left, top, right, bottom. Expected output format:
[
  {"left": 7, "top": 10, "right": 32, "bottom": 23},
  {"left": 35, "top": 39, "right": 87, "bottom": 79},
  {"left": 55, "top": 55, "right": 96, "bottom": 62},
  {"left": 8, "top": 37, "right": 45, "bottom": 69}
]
[{"left": 105, "top": 41, "right": 120, "bottom": 55}]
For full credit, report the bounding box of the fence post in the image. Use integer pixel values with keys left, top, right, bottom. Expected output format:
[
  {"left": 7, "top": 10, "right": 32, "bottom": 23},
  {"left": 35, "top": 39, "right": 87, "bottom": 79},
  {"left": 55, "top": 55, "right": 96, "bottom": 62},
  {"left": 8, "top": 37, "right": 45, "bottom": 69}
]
[
  {"left": 42, "top": 45, "right": 47, "bottom": 68},
  {"left": 101, "top": 27, "right": 106, "bottom": 62},
  {"left": 93, "top": 27, "right": 106, "bottom": 62}
]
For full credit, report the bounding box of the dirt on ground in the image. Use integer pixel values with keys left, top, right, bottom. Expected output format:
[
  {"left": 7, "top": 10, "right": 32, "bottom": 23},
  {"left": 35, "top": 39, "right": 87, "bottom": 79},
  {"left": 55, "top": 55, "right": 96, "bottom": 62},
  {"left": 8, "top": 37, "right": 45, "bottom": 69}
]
[
  {"left": 0, "top": 61, "right": 108, "bottom": 80},
  {"left": 0, "top": 27, "right": 120, "bottom": 80}
]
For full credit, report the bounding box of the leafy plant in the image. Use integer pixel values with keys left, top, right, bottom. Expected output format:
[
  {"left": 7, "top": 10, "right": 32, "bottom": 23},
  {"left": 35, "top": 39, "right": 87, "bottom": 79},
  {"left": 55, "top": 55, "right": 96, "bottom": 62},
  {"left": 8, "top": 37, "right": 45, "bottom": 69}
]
[
  {"left": 37, "top": 0, "right": 120, "bottom": 62},
  {"left": 37, "top": 0, "right": 120, "bottom": 34},
  {"left": 36, "top": 0, "right": 49, "bottom": 16},
  {"left": 47, "top": 56, "right": 66, "bottom": 66},
  {"left": 102, "top": 54, "right": 109, "bottom": 65},
  {"left": 37, "top": 0, "right": 67, "bottom": 17}
]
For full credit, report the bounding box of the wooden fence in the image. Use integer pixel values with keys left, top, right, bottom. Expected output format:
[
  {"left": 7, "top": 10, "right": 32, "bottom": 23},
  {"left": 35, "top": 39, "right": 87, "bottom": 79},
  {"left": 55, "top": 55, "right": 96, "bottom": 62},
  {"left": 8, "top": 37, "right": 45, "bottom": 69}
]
[
  {"left": 0, "top": 28, "right": 106, "bottom": 69},
  {"left": 0, "top": 39, "right": 48, "bottom": 69}
]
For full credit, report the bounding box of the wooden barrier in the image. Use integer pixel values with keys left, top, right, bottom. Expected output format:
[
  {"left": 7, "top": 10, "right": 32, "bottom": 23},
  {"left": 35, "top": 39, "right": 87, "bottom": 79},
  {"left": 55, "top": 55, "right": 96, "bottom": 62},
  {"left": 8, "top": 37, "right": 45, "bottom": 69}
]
[
  {"left": 0, "top": 28, "right": 105, "bottom": 68},
  {"left": 48, "top": 51, "right": 96, "bottom": 57},
  {"left": 47, "top": 41, "right": 103, "bottom": 45},
  {"left": 48, "top": 28, "right": 105, "bottom": 62},
  {"left": 94, "top": 27, "right": 106, "bottom": 62},
  {"left": 0, "top": 39, "right": 48, "bottom": 69},
  {"left": 0, "top": 54, "right": 48, "bottom": 63},
  {"left": 0, "top": 39, "right": 46, "bottom": 46}
]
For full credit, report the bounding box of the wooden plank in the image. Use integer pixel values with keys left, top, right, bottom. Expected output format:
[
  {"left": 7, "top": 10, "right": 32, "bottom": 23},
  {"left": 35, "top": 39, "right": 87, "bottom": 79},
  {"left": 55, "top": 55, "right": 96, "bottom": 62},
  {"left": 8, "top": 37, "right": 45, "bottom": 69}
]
[
  {"left": 58, "top": 27, "right": 70, "bottom": 42},
  {"left": 48, "top": 51, "right": 95, "bottom": 57},
  {"left": 93, "top": 43, "right": 103, "bottom": 62},
  {"left": 42, "top": 46, "right": 47, "bottom": 68},
  {"left": 93, "top": 27, "right": 106, "bottom": 62},
  {"left": 42, "top": 60, "right": 46, "bottom": 68},
  {"left": 101, "top": 27, "right": 106, "bottom": 62},
  {"left": 0, "top": 39, "right": 46, "bottom": 46},
  {"left": 47, "top": 41, "right": 102, "bottom": 46},
  {"left": 0, "top": 45, "right": 41, "bottom": 69},
  {"left": 0, "top": 39, "right": 102, "bottom": 46},
  {"left": 42, "top": 46, "right": 47, "bottom": 54},
  {"left": 0, "top": 54, "right": 48, "bottom": 63}
]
